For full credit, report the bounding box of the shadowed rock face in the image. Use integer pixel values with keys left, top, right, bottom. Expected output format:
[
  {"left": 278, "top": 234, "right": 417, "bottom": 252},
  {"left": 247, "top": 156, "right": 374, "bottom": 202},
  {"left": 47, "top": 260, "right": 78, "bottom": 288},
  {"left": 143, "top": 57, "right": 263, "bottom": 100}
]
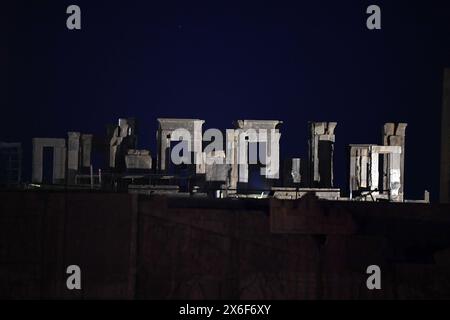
[
  {"left": 441, "top": 69, "right": 450, "bottom": 204},
  {"left": 1, "top": 191, "right": 450, "bottom": 299}
]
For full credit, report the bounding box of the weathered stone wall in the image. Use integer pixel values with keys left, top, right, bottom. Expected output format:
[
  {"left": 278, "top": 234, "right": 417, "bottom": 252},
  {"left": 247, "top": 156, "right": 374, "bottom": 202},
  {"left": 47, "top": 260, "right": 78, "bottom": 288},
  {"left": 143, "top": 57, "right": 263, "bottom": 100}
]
[
  {"left": 137, "top": 196, "right": 392, "bottom": 299},
  {"left": 1, "top": 191, "right": 450, "bottom": 299},
  {"left": 0, "top": 192, "right": 137, "bottom": 299}
]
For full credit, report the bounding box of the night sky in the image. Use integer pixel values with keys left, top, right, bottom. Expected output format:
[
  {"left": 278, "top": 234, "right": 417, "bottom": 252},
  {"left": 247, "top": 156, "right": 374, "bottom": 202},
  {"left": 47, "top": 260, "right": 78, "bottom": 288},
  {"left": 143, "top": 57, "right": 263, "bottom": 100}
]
[{"left": 3, "top": 0, "right": 450, "bottom": 200}]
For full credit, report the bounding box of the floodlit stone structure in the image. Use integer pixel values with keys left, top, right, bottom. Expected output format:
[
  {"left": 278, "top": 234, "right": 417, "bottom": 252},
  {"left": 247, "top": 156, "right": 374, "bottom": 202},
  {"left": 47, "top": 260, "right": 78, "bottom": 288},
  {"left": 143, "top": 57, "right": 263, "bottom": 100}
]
[
  {"left": 81, "top": 134, "right": 93, "bottom": 168},
  {"left": 227, "top": 120, "right": 282, "bottom": 190},
  {"left": 204, "top": 150, "right": 229, "bottom": 182},
  {"left": 271, "top": 187, "right": 340, "bottom": 200},
  {"left": 32, "top": 138, "right": 66, "bottom": 184},
  {"left": 67, "top": 132, "right": 94, "bottom": 184},
  {"left": 109, "top": 118, "right": 137, "bottom": 169},
  {"left": 349, "top": 144, "right": 402, "bottom": 201},
  {"left": 156, "top": 118, "right": 205, "bottom": 174},
  {"left": 383, "top": 123, "right": 407, "bottom": 201},
  {"left": 67, "top": 132, "right": 81, "bottom": 184},
  {"left": 20, "top": 115, "right": 425, "bottom": 203},
  {"left": 283, "top": 158, "right": 302, "bottom": 186},
  {"left": 308, "top": 122, "right": 337, "bottom": 188},
  {"left": 125, "top": 149, "right": 152, "bottom": 170}
]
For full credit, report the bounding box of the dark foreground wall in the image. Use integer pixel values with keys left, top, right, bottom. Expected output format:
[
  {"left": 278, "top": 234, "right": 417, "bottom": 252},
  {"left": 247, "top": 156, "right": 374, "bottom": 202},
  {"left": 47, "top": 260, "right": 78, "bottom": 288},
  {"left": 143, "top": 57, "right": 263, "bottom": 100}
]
[
  {"left": 0, "top": 192, "right": 137, "bottom": 299},
  {"left": 1, "top": 191, "right": 450, "bottom": 299}
]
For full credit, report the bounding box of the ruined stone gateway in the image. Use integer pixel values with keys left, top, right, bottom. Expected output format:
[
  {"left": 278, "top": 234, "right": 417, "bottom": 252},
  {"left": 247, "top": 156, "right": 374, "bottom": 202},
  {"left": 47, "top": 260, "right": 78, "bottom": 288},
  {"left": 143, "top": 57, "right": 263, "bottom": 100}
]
[{"left": 20, "top": 116, "right": 429, "bottom": 203}]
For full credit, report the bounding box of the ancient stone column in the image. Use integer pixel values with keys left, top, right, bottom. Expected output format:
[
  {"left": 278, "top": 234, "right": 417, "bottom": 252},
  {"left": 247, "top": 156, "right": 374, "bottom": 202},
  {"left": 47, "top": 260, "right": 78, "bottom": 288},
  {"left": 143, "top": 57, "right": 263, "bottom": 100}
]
[
  {"left": 383, "top": 123, "right": 407, "bottom": 201},
  {"left": 81, "top": 134, "right": 93, "bottom": 168},
  {"left": 309, "top": 122, "right": 337, "bottom": 188},
  {"left": 67, "top": 132, "right": 81, "bottom": 184}
]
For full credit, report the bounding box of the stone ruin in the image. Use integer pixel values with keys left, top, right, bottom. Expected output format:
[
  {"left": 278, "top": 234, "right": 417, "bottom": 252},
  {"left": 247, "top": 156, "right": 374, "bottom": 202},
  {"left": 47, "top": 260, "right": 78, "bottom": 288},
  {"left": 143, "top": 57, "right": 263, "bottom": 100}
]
[
  {"left": 156, "top": 118, "right": 204, "bottom": 174},
  {"left": 27, "top": 117, "right": 428, "bottom": 203},
  {"left": 308, "top": 122, "right": 337, "bottom": 188},
  {"left": 348, "top": 123, "right": 408, "bottom": 202},
  {"left": 227, "top": 120, "right": 282, "bottom": 190},
  {"left": 32, "top": 138, "right": 67, "bottom": 184}
]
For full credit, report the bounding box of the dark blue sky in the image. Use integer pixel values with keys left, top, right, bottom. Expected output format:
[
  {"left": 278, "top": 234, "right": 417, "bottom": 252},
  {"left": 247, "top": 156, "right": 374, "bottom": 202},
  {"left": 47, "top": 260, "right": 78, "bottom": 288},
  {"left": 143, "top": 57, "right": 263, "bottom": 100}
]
[{"left": 3, "top": 0, "right": 450, "bottom": 200}]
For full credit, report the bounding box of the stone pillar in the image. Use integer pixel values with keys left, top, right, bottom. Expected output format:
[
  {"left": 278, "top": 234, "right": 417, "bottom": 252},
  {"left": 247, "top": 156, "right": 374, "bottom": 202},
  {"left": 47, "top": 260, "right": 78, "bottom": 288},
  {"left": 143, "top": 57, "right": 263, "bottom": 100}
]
[
  {"left": 157, "top": 128, "right": 171, "bottom": 172},
  {"left": 283, "top": 158, "right": 301, "bottom": 186},
  {"left": 370, "top": 148, "right": 379, "bottom": 191},
  {"left": 237, "top": 129, "right": 249, "bottom": 183},
  {"left": 226, "top": 129, "right": 239, "bottom": 192},
  {"left": 67, "top": 132, "right": 80, "bottom": 184},
  {"left": 262, "top": 128, "right": 281, "bottom": 180},
  {"left": 32, "top": 139, "right": 43, "bottom": 183},
  {"left": 309, "top": 122, "right": 337, "bottom": 188},
  {"left": 193, "top": 120, "right": 205, "bottom": 174},
  {"left": 110, "top": 119, "right": 129, "bottom": 168},
  {"left": 53, "top": 144, "right": 67, "bottom": 184},
  {"left": 383, "top": 123, "right": 407, "bottom": 201},
  {"left": 349, "top": 144, "right": 379, "bottom": 199},
  {"left": 81, "top": 134, "right": 93, "bottom": 168},
  {"left": 108, "top": 118, "right": 137, "bottom": 169}
]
